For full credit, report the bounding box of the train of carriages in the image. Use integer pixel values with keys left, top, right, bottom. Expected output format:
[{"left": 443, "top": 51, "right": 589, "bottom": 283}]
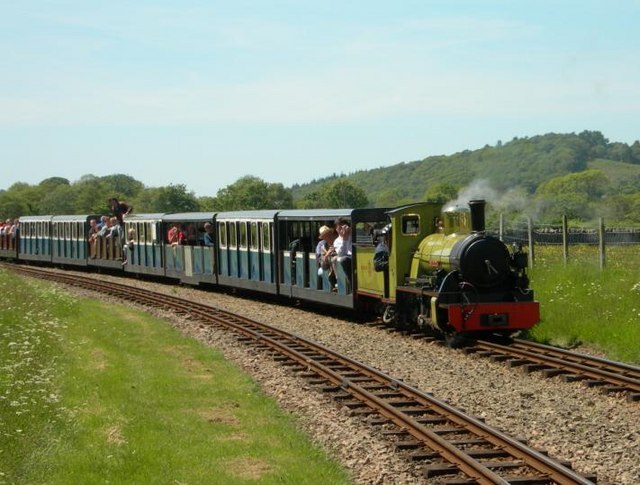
[{"left": 0, "top": 200, "right": 539, "bottom": 345}]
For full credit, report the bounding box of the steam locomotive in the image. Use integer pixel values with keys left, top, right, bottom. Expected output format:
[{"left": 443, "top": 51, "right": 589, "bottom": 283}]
[
  {"left": 0, "top": 200, "right": 539, "bottom": 344},
  {"left": 384, "top": 200, "right": 538, "bottom": 345}
]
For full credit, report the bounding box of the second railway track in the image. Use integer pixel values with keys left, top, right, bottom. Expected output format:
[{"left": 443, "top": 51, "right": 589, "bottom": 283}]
[{"left": 464, "top": 340, "right": 640, "bottom": 402}]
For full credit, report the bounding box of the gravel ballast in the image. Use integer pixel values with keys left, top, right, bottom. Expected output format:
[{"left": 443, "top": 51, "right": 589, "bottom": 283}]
[{"left": 61, "top": 272, "right": 640, "bottom": 484}]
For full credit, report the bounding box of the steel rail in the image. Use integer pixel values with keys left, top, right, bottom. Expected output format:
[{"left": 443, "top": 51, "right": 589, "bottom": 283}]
[
  {"left": 474, "top": 340, "right": 640, "bottom": 395},
  {"left": 511, "top": 339, "right": 640, "bottom": 379}
]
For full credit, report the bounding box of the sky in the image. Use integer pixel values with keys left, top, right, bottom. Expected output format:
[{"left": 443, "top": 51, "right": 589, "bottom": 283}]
[{"left": 1, "top": 1, "right": 639, "bottom": 197}]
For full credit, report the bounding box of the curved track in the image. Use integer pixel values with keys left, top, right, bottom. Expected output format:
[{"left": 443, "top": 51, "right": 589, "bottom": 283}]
[{"left": 6, "top": 264, "right": 597, "bottom": 484}]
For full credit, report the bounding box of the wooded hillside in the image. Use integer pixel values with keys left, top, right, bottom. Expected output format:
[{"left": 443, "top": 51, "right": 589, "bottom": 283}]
[{"left": 292, "top": 130, "right": 640, "bottom": 224}]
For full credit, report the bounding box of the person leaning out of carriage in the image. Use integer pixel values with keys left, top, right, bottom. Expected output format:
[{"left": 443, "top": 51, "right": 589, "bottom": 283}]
[{"left": 109, "top": 198, "right": 133, "bottom": 223}]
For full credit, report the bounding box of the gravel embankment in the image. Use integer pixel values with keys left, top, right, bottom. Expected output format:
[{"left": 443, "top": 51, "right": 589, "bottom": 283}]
[{"left": 63, "top": 272, "right": 640, "bottom": 484}]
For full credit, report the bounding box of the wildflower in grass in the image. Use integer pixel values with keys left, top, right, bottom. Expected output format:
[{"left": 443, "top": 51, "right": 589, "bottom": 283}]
[
  {"left": 1, "top": 275, "right": 72, "bottom": 465},
  {"left": 631, "top": 282, "right": 640, "bottom": 293}
]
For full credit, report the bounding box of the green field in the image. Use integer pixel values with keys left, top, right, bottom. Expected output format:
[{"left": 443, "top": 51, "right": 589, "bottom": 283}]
[
  {"left": 0, "top": 270, "right": 349, "bottom": 484},
  {"left": 527, "top": 245, "right": 640, "bottom": 364}
]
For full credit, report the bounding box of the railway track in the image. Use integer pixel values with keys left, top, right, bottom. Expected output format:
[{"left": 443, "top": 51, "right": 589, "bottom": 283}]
[
  {"left": 7, "top": 264, "right": 597, "bottom": 484},
  {"left": 465, "top": 340, "right": 640, "bottom": 402}
]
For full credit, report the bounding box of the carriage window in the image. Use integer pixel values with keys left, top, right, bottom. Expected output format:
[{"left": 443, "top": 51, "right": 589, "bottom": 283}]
[
  {"left": 293, "top": 223, "right": 302, "bottom": 240},
  {"left": 250, "top": 222, "right": 258, "bottom": 250},
  {"left": 51, "top": 224, "right": 57, "bottom": 238},
  {"left": 239, "top": 222, "right": 247, "bottom": 249},
  {"left": 182, "top": 223, "right": 195, "bottom": 245},
  {"left": 138, "top": 223, "right": 145, "bottom": 244},
  {"left": 262, "top": 223, "right": 270, "bottom": 251},
  {"left": 229, "top": 223, "right": 237, "bottom": 248},
  {"left": 218, "top": 222, "right": 227, "bottom": 248},
  {"left": 72, "top": 222, "right": 78, "bottom": 240},
  {"left": 354, "top": 221, "right": 383, "bottom": 245},
  {"left": 402, "top": 215, "right": 420, "bottom": 235}
]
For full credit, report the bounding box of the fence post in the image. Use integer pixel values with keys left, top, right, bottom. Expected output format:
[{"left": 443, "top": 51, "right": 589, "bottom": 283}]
[
  {"left": 562, "top": 215, "right": 569, "bottom": 265},
  {"left": 499, "top": 213, "right": 504, "bottom": 241},
  {"left": 527, "top": 217, "right": 534, "bottom": 269},
  {"left": 599, "top": 217, "right": 606, "bottom": 270}
]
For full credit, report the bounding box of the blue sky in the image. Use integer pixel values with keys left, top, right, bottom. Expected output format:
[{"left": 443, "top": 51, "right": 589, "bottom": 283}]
[{"left": 1, "top": 1, "right": 639, "bottom": 197}]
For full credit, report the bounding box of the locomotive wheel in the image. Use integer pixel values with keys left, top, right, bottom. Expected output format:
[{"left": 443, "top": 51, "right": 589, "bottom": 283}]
[
  {"left": 382, "top": 305, "right": 396, "bottom": 324},
  {"left": 444, "top": 331, "right": 469, "bottom": 349}
]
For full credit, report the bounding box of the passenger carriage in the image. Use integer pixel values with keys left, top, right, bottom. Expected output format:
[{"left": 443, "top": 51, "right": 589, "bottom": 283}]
[
  {"left": 275, "top": 208, "right": 390, "bottom": 308},
  {"left": 215, "top": 210, "right": 278, "bottom": 294},
  {"left": 122, "top": 214, "right": 165, "bottom": 276},
  {"left": 161, "top": 213, "right": 216, "bottom": 284},
  {"left": 18, "top": 216, "right": 53, "bottom": 263}
]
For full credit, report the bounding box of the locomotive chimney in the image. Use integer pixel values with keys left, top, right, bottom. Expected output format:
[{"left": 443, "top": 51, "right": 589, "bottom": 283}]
[{"left": 469, "top": 199, "right": 486, "bottom": 232}]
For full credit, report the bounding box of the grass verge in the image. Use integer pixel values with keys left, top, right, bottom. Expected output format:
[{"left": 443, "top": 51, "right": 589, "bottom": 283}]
[
  {"left": 0, "top": 270, "right": 349, "bottom": 484},
  {"left": 527, "top": 245, "right": 640, "bottom": 364}
]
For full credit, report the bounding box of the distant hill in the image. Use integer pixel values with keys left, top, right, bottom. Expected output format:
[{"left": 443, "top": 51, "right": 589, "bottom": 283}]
[
  {"left": 291, "top": 131, "right": 640, "bottom": 207},
  {"left": 587, "top": 159, "right": 640, "bottom": 194}
]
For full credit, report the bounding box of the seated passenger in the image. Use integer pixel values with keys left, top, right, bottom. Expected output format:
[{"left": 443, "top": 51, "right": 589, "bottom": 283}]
[
  {"left": 122, "top": 228, "right": 136, "bottom": 265},
  {"left": 8, "top": 219, "right": 18, "bottom": 238},
  {"left": 331, "top": 218, "right": 352, "bottom": 290},
  {"left": 96, "top": 215, "right": 108, "bottom": 230},
  {"left": 186, "top": 223, "right": 197, "bottom": 245},
  {"left": 105, "top": 217, "right": 121, "bottom": 238},
  {"left": 97, "top": 217, "right": 112, "bottom": 237},
  {"left": 179, "top": 225, "right": 187, "bottom": 245},
  {"left": 373, "top": 225, "right": 391, "bottom": 272},
  {"left": 104, "top": 217, "right": 124, "bottom": 261},
  {"left": 88, "top": 219, "right": 99, "bottom": 258},
  {"left": 203, "top": 223, "right": 215, "bottom": 246},
  {"left": 316, "top": 225, "right": 337, "bottom": 285},
  {"left": 167, "top": 223, "right": 181, "bottom": 246}
]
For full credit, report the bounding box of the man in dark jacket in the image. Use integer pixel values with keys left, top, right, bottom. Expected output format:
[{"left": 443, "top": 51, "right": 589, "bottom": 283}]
[{"left": 109, "top": 198, "right": 133, "bottom": 223}]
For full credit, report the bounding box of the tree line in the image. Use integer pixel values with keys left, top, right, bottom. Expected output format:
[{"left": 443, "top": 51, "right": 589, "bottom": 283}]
[{"left": 0, "top": 174, "right": 369, "bottom": 219}]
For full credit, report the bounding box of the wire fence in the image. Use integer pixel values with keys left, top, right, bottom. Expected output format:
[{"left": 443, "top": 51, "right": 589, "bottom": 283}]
[{"left": 487, "top": 215, "right": 640, "bottom": 269}]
